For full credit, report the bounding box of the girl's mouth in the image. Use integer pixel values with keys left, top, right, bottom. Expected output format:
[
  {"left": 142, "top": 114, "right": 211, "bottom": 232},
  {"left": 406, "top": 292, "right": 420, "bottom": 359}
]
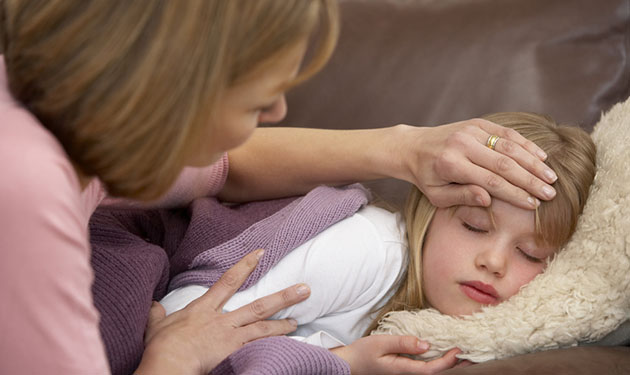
[{"left": 459, "top": 281, "right": 499, "bottom": 305}]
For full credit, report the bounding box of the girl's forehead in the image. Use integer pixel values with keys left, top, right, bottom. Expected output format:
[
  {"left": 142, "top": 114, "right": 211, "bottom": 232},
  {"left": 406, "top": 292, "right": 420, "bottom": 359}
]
[
  {"left": 450, "top": 200, "right": 537, "bottom": 234},
  {"left": 455, "top": 199, "right": 533, "bottom": 219}
]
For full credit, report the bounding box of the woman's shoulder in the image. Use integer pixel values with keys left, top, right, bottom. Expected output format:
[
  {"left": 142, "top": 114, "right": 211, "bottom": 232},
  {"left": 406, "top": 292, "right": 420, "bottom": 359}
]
[
  {"left": 0, "top": 94, "right": 81, "bottom": 193},
  {"left": 0, "top": 95, "right": 87, "bottom": 226}
]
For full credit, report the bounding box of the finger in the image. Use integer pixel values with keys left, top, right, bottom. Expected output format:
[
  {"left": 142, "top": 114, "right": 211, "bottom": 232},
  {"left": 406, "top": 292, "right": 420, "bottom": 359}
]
[
  {"left": 474, "top": 118, "right": 548, "bottom": 161},
  {"left": 473, "top": 119, "right": 558, "bottom": 188},
  {"left": 384, "top": 347, "right": 459, "bottom": 374},
  {"left": 452, "top": 127, "right": 556, "bottom": 203},
  {"left": 425, "top": 184, "right": 491, "bottom": 208},
  {"left": 228, "top": 283, "right": 311, "bottom": 326},
  {"left": 472, "top": 141, "right": 556, "bottom": 202},
  {"left": 421, "top": 348, "right": 462, "bottom": 373},
  {"left": 490, "top": 135, "right": 558, "bottom": 185},
  {"left": 237, "top": 318, "right": 298, "bottom": 343},
  {"left": 145, "top": 301, "right": 166, "bottom": 342},
  {"left": 433, "top": 131, "right": 543, "bottom": 209},
  {"left": 369, "top": 335, "right": 431, "bottom": 355},
  {"left": 147, "top": 301, "right": 166, "bottom": 327},
  {"left": 194, "top": 249, "right": 264, "bottom": 311},
  {"left": 454, "top": 359, "right": 474, "bottom": 368},
  {"left": 441, "top": 155, "right": 539, "bottom": 210}
]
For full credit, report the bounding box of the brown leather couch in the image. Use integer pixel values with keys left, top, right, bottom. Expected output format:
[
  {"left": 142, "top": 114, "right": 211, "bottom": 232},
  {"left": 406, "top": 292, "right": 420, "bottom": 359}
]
[{"left": 277, "top": 0, "right": 630, "bottom": 373}]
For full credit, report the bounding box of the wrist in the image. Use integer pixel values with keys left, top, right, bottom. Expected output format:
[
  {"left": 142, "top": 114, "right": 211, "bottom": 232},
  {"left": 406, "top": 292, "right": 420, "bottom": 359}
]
[
  {"left": 377, "top": 124, "right": 426, "bottom": 183},
  {"left": 135, "top": 346, "right": 200, "bottom": 375},
  {"left": 330, "top": 345, "right": 354, "bottom": 373}
]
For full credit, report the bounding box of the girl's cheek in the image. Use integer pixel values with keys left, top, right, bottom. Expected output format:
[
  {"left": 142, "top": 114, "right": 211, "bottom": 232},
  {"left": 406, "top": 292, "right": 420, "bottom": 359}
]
[{"left": 513, "top": 262, "right": 546, "bottom": 289}]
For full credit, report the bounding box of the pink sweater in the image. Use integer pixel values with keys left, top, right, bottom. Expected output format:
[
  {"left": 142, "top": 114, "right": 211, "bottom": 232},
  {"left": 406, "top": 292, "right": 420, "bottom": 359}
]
[{"left": 0, "top": 58, "right": 228, "bottom": 374}]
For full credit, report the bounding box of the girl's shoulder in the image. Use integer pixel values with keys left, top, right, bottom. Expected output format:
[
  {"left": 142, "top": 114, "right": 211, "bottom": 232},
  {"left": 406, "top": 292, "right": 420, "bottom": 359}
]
[{"left": 307, "top": 204, "right": 406, "bottom": 283}]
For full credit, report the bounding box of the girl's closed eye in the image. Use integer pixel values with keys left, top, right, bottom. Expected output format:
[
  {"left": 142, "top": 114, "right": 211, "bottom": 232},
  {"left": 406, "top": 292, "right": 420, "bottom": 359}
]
[
  {"left": 462, "top": 221, "right": 488, "bottom": 233},
  {"left": 517, "top": 247, "right": 544, "bottom": 263}
]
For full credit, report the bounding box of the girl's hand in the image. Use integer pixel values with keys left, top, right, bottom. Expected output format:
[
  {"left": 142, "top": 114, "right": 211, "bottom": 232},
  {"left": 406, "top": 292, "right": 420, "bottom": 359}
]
[
  {"left": 390, "top": 119, "right": 558, "bottom": 210},
  {"left": 331, "top": 335, "right": 461, "bottom": 374},
  {"left": 135, "top": 249, "right": 310, "bottom": 375}
]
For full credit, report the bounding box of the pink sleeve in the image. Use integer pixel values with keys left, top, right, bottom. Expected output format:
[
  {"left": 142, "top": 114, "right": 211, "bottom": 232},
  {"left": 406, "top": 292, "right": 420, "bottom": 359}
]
[
  {"left": 0, "top": 105, "right": 109, "bottom": 372},
  {"left": 100, "top": 153, "right": 229, "bottom": 209},
  {"left": 151, "top": 153, "right": 229, "bottom": 207}
]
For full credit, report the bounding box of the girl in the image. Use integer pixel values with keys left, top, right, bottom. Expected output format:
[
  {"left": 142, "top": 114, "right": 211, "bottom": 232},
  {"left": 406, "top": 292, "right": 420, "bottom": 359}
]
[
  {"left": 161, "top": 112, "right": 596, "bottom": 373},
  {"left": 0, "top": 0, "right": 559, "bottom": 373}
]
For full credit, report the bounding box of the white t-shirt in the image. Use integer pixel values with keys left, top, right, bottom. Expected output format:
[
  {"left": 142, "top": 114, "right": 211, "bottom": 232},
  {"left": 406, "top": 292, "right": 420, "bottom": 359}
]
[{"left": 160, "top": 205, "right": 407, "bottom": 348}]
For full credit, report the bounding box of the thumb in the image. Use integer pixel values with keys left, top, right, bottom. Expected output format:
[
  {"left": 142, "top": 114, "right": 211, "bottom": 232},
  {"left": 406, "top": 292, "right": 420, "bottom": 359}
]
[
  {"left": 376, "top": 335, "right": 430, "bottom": 356},
  {"left": 145, "top": 301, "right": 166, "bottom": 342},
  {"left": 426, "top": 184, "right": 490, "bottom": 208}
]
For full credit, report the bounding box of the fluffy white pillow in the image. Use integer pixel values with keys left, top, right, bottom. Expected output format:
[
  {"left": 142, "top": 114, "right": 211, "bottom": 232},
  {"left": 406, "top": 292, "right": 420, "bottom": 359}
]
[{"left": 373, "top": 98, "right": 630, "bottom": 362}]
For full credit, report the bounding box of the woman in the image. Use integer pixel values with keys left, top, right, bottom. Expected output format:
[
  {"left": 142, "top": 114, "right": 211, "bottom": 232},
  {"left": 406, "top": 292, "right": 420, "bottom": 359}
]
[{"left": 0, "top": 1, "right": 558, "bottom": 374}]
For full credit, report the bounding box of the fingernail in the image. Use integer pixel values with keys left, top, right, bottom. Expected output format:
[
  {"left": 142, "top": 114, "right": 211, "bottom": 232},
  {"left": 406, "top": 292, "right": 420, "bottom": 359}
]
[
  {"left": 255, "top": 249, "right": 265, "bottom": 259},
  {"left": 296, "top": 284, "right": 310, "bottom": 296},
  {"left": 475, "top": 195, "right": 485, "bottom": 206},
  {"left": 288, "top": 318, "right": 298, "bottom": 327},
  {"left": 542, "top": 186, "right": 556, "bottom": 199},
  {"left": 417, "top": 340, "right": 430, "bottom": 351},
  {"left": 537, "top": 149, "right": 547, "bottom": 160},
  {"left": 544, "top": 168, "right": 557, "bottom": 183},
  {"left": 527, "top": 196, "right": 540, "bottom": 208}
]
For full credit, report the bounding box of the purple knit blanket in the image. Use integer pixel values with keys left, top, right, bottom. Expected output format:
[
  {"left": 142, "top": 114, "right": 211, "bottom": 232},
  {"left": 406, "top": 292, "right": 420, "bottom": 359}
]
[{"left": 90, "top": 184, "right": 369, "bottom": 375}]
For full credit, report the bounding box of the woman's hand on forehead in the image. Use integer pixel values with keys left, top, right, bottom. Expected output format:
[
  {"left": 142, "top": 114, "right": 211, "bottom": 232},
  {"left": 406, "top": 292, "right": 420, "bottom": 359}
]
[{"left": 393, "top": 119, "right": 557, "bottom": 210}]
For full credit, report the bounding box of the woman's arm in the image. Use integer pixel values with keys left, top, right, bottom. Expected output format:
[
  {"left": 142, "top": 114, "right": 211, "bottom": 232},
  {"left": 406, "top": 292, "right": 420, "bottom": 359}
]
[
  {"left": 97, "top": 153, "right": 229, "bottom": 209},
  {"left": 219, "top": 120, "right": 558, "bottom": 209}
]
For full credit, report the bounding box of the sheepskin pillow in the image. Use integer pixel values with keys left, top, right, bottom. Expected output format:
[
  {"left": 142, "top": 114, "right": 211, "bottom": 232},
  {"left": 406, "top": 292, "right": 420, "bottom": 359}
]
[{"left": 373, "top": 97, "right": 630, "bottom": 362}]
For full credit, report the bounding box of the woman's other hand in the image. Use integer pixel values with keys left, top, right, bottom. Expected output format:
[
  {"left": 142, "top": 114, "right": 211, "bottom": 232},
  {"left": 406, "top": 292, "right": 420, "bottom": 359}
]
[
  {"left": 135, "top": 249, "right": 310, "bottom": 375},
  {"left": 331, "top": 335, "right": 461, "bottom": 374},
  {"left": 392, "top": 119, "right": 558, "bottom": 209}
]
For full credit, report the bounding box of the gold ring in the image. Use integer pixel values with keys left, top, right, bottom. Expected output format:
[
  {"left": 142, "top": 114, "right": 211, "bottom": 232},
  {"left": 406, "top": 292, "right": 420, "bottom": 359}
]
[{"left": 486, "top": 135, "right": 500, "bottom": 150}]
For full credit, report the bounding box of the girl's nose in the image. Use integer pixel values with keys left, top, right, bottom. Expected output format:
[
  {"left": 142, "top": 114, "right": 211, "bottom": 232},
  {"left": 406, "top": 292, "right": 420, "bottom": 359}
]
[
  {"left": 258, "top": 95, "right": 287, "bottom": 124},
  {"left": 475, "top": 245, "right": 507, "bottom": 278}
]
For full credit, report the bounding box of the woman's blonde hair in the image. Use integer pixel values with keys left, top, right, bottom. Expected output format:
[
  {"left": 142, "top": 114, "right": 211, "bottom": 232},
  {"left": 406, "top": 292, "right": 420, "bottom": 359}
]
[
  {"left": 365, "top": 111, "right": 597, "bottom": 334},
  {"left": 1, "top": 0, "right": 339, "bottom": 199}
]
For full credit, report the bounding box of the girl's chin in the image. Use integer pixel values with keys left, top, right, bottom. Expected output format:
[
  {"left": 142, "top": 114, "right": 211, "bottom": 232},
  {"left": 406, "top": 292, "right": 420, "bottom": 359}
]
[{"left": 437, "top": 303, "right": 483, "bottom": 317}]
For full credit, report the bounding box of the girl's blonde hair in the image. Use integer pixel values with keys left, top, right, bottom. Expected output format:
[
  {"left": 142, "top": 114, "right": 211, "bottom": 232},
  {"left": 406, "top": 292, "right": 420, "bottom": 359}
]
[
  {"left": 1, "top": 0, "right": 339, "bottom": 200},
  {"left": 365, "top": 112, "right": 597, "bottom": 334}
]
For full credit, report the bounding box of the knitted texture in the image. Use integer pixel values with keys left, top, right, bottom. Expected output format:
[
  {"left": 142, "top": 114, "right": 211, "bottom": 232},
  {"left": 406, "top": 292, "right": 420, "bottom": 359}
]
[
  {"left": 212, "top": 337, "right": 350, "bottom": 375},
  {"left": 170, "top": 183, "right": 371, "bottom": 291},
  {"left": 90, "top": 184, "right": 368, "bottom": 375},
  {"left": 91, "top": 208, "right": 172, "bottom": 375},
  {"left": 373, "top": 98, "right": 630, "bottom": 362}
]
